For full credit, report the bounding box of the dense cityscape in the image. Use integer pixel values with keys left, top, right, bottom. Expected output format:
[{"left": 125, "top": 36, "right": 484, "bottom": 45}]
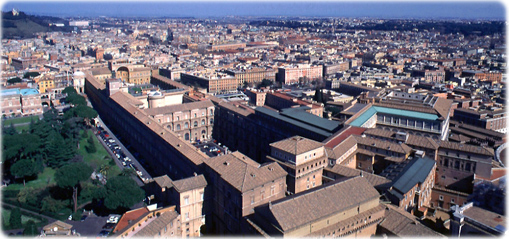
[{"left": 0, "top": 2, "right": 506, "bottom": 238}]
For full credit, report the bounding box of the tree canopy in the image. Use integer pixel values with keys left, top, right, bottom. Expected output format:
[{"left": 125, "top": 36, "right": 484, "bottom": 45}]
[
  {"left": 104, "top": 175, "right": 145, "bottom": 210},
  {"left": 23, "top": 220, "right": 38, "bottom": 236},
  {"left": 55, "top": 162, "right": 93, "bottom": 188}
]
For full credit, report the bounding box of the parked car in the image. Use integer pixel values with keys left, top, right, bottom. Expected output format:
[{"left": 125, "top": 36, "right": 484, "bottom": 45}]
[{"left": 97, "top": 230, "right": 110, "bottom": 237}]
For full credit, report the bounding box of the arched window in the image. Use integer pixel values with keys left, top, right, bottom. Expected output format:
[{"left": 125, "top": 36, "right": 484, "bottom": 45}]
[
  {"left": 167, "top": 125, "right": 171, "bottom": 130},
  {"left": 184, "top": 122, "right": 189, "bottom": 129},
  {"left": 210, "top": 118, "right": 214, "bottom": 124},
  {"left": 201, "top": 119, "right": 205, "bottom": 125},
  {"left": 194, "top": 113, "right": 197, "bottom": 118},
  {"left": 185, "top": 133, "right": 189, "bottom": 140},
  {"left": 193, "top": 121, "right": 198, "bottom": 127},
  {"left": 176, "top": 124, "right": 181, "bottom": 130},
  {"left": 210, "top": 109, "right": 214, "bottom": 116}
]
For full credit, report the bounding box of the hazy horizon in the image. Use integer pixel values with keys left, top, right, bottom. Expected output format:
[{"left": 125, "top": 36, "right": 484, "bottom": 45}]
[{"left": 1, "top": 1, "right": 506, "bottom": 20}]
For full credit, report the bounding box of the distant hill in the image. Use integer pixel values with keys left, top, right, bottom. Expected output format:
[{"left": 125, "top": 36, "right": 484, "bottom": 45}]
[{"left": 2, "top": 10, "right": 73, "bottom": 39}]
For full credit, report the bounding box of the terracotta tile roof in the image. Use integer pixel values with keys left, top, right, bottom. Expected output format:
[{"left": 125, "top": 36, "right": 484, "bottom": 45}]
[
  {"left": 111, "top": 91, "right": 144, "bottom": 107},
  {"left": 171, "top": 174, "right": 207, "bottom": 193},
  {"left": 373, "top": 102, "right": 437, "bottom": 115},
  {"left": 113, "top": 207, "right": 150, "bottom": 233},
  {"left": 90, "top": 67, "right": 112, "bottom": 76},
  {"left": 152, "top": 73, "right": 190, "bottom": 90},
  {"left": 326, "top": 135, "right": 358, "bottom": 160},
  {"left": 270, "top": 136, "right": 323, "bottom": 155},
  {"left": 363, "top": 128, "right": 439, "bottom": 150},
  {"left": 323, "top": 125, "right": 366, "bottom": 148},
  {"left": 109, "top": 91, "right": 208, "bottom": 166},
  {"left": 433, "top": 97, "right": 453, "bottom": 119},
  {"left": 205, "top": 151, "right": 287, "bottom": 192},
  {"left": 84, "top": 72, "right": 105, "bottom": 89},
  {"left": 379, "top": 204, "right": 446, "bottom": 237},
  {"left": 256, "top": 176, "right": 380, "bottom": 232},
  {"left": 462, "top": 206, "right": 506, "bottom": 230},
  {"left": 353, "top": 135, "right": 413, "bottom": 155},
  {"left": 439, "top": 141, "right": 494, "bottom": 156},
  {"left": 325, "top": 165, "right": 392, "bottom": 188},
  {"left": 144, "top": 100, "right": 214, "bottom": 116},
  {"left": 134, "top": 210, "right": 179, "bottom": 237},
  {"left": 308, "top": 204, "right": 386, "bottom": 237},
  {"left": 152, "top": 175, "right": 173, "bottom": 189},
  {"left": 43, "top": 220, "right": 73, "bottom": 231}
]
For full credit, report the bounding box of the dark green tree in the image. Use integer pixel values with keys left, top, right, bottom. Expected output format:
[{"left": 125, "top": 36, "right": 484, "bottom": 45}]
[
  {"left": 10, "top": 159, "right": 37, "bottom": 186},
  {"left": 313, "top": 87, "right": 323, "bottom": 103},
  {"left": 55, "top": 162, "right": 93, "bottom": 213},
  {"left": 65, "top": 93, "right": 86, "bottom": 106},
  {"left": 23, "top": 220, "right": 38, "bottom": 236},
  {"left": 62, "top": 86, "right": 77, "bottom": 96},
  {"left": 9, "top": 207, "right": 22, "bottom": 229},
  {"left": 23, "top": 72, "right": 40, "bottom": 79},
  {"left": 85, "top": 134, "right": 96, "bottom": 153},
  {"left": 81, "top": 130, "right": 88, "bottom": 139},
  {"left": 7, "top": 77, "right": 22, "bottom": 84},
  {"left": 41, "top": 196, "right": 66, "bottom": 213},
  {"left": 46, "top": 131, "right": 73, "bottom": 168},
  {"left": 3, "top": 122, "right": 17, "bottom": 135},
  {"left": 104, "top": 176, "right": 145, "bottom": 210}
]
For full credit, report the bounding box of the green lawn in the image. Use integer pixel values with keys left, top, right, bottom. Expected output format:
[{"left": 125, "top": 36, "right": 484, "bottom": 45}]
[
  {"left": 2, "top": 208, "right": 42, "bottom": 227},
  {"left": 5, "top": 167, "right": 56, "bottom": 191},
  {"left": 78, "top": 130, "right": 121, "bottom": 178},
  {"left": 15, "top": 124, "right": 30, "bottom": 133},
  {"left": 2, "top": 115, "right": 40, "bottom": 125}
]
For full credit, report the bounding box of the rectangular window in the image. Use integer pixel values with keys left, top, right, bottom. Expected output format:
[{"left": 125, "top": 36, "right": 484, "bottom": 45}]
[
  {"left": 200, "top": 192, "right": 204, "bottom": 201},
  {"left": 184, "top": 197, "right": 189, "bottom": 205},
  {"left": 251, "top": 195, "right": 255, "bottom": 205},
  {"left": 185, "top": 212, "right": 189, "bottom": 221}
]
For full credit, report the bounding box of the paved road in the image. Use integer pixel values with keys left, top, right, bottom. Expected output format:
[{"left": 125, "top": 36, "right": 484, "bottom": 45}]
[{"left": 94, "top": 115, "right": 152, "bottom": 186}]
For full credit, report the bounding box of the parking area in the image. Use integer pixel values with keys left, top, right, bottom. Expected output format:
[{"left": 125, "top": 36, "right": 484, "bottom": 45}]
[
  {"left": 66, "top": 213, "right": 121, "bottom": 237},
  {"left": 193, "top": 139, "right": 229, "bottom": 157},
  {"left": 95, "top": 116, "right": 151, "bottom": 186}
]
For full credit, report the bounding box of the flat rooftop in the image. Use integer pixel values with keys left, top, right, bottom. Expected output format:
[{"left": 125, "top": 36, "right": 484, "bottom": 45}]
[{"left": 349, "top": 106, "right": 439, "bottom": 127}]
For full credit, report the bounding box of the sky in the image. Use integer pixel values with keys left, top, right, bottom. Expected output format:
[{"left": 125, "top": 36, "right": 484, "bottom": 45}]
[{"left": 1, "top": 1, "right": 506, "bottom": 20}]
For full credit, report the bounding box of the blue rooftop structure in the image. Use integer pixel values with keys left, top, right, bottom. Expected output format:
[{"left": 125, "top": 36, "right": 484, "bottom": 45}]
[
  {"left": 349, "top": 106, "right": 439, "bottom": 127},
  {"left": 20, "top": 88, "right": 39, "bottom": 96},
  {"left": 0, "top": 88, "right": 21, "bottom": 96}
]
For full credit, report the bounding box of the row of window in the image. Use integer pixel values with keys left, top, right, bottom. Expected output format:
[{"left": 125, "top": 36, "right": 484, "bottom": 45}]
[{"left": 172, "top": 119, "right": 213, "bottom": 131}]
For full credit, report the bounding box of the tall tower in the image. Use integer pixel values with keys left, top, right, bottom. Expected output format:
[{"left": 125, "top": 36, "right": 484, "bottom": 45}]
[{"left": 167, "top": 26, "right": 173, "bottom": 43}]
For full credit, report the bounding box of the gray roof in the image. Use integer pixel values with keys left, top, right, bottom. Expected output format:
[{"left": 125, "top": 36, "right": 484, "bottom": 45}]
[
  {"left": 280, "top": 106, "right": 341, "bottom": 132},
  {"left": 255, "top": 107, "right": 334, "bottom": 138},
  {"left": 388, "top": 157, "right": 435, "bottom": 198}
]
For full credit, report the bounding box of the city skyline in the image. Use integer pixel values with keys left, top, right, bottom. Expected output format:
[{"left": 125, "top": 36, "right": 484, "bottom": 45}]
[{"left": 1, "top": 1, "right": 506, "bottom": 20}]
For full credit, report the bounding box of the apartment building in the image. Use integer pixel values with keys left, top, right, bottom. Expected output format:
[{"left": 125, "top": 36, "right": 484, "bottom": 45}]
[
  {"left": 267, "top": 136, "right": 327, "bottom": 194},
  {"left": 204, "top": 151, "right": 287, "bottom": 234},
  {"left": 144, "top": 100, "right": 215, "bottom": 142},
  {"left": 277, "top": 64, "right": 323, "bottom": 85}
]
